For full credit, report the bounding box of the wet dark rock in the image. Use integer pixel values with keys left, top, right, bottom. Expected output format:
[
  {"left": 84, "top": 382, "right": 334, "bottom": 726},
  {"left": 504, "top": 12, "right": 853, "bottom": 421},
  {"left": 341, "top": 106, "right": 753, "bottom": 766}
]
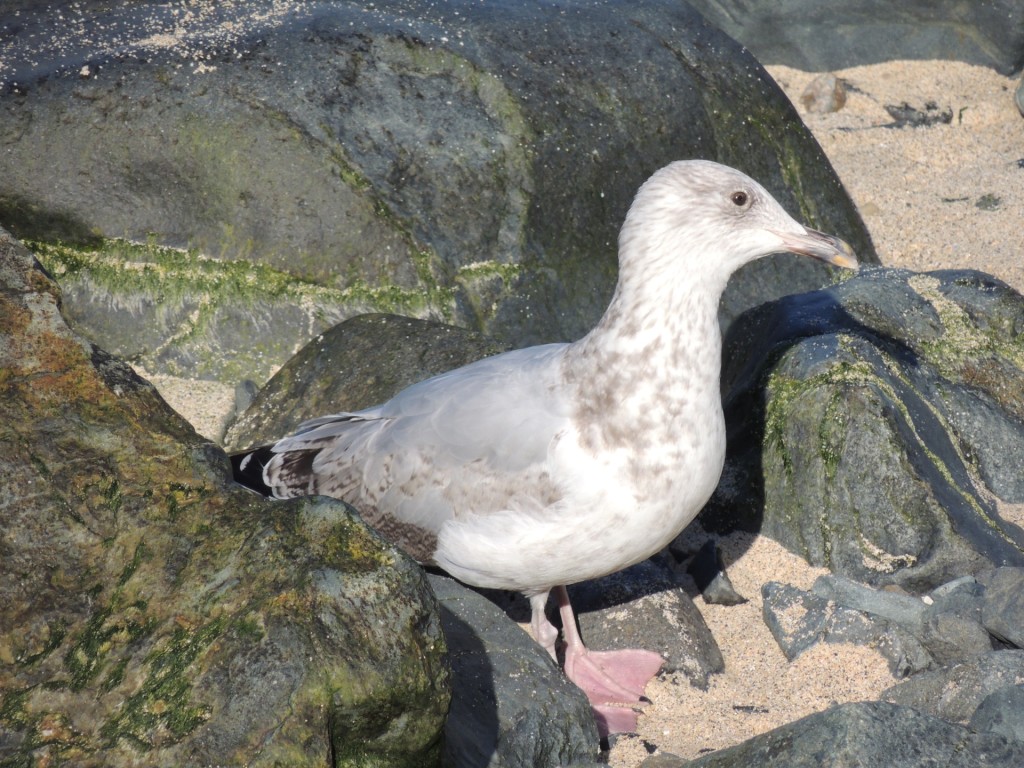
[
  {"left": 683, "top": 540, "right": 748, "bottom": 606},
  {"left": 223, "top": 313, "right": 509, "bottom": 451},
  {"left": 882, "top": 650, "right": 1024, "bottom": 723},
  {"left": 969, "top": 685, "right": 1024, "bottom": 744},
  {"left": 687, "top": 0, "right": 1024, "bottom": 75},
  {"left": 0, "top": 0, "right": 875, "bottom": 384},
  {"left": 703, "top": 268, "right": 1024, "bottom": 592},
  {"left": 642, "top": 701, "right": 1024, "bottom": 767},
  {"left": 0, "top": 229, "right": 449, "bottom": 766},
  {"left": 978, "top": 567, "right": 1024, "bottom": 648},
  {"left": 428, "top": 574, "right": 599, "bottom": 768},
  {"left": 569, "top": 559, "right": 724, "bottom": 689}
]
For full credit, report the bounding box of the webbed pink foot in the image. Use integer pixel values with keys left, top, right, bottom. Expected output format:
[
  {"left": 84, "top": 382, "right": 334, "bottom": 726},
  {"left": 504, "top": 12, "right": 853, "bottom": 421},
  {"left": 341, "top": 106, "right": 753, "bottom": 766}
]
[
  {"left": 563, "top": 644, "right": 664, "bottom": 736},
  {"left": 533, "top": 585, "right": 663, "bottom": 737}
]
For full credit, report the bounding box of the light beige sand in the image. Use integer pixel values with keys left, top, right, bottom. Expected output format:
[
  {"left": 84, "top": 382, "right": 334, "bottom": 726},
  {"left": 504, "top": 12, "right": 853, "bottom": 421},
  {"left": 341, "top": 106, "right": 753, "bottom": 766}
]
[
  {"left": 131, "top": 60, "right": 1023, "bottom": 765},
  {"left": 607, "top": 532, "right": 896, "bottom": 765},
  {"left": 769, "top": 61, "right": 1024, "bottom": 287}
]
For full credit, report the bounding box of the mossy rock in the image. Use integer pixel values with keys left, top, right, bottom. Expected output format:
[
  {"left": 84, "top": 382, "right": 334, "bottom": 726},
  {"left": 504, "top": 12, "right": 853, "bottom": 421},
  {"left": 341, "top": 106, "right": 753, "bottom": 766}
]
[
  {"left": 702, "top": 268, "right": 1024, "bottom": 591},
  {"left": 0, "top": 228, "right": 449, "bottom": 766},
  {"left": 0, "top": 0, "right": 877, "bottom": 385}
]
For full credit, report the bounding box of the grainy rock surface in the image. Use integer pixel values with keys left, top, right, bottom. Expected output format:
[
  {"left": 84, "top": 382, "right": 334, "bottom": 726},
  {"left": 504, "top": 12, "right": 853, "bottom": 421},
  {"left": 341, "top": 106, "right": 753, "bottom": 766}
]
[
  {"left": 882, "top": 650, "right": 1024, "bottom": 723},
  {"left": 978, "top": 566, "right": 1024, "bottom": 648},
  {"left": 969, "top": 685, "right": 1024, "bottom": 744},
  {"left": 641, "top": 701, "right": 1024, "bottom": 767}
]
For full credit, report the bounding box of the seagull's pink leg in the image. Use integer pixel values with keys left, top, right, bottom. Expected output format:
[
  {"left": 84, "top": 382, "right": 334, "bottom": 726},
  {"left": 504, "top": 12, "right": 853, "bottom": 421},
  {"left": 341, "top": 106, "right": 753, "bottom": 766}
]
[
  {"left": 554, "top": 585, "right": 664, "bottom": 737},
  {"left": 529, "top": 591, "right": 559, "bottom": 659}
]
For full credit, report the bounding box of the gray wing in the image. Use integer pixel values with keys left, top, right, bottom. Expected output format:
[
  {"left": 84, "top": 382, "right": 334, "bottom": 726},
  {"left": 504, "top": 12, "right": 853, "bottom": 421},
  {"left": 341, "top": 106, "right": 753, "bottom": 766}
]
[{"left": 263, "top": 343, "right": 573, "bottom": 558}]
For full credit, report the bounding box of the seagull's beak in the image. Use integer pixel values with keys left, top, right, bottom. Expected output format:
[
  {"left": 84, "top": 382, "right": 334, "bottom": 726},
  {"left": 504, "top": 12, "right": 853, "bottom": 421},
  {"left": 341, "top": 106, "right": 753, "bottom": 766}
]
[{"left": 772, "top": 226, "right": 859, "bottom": 270}]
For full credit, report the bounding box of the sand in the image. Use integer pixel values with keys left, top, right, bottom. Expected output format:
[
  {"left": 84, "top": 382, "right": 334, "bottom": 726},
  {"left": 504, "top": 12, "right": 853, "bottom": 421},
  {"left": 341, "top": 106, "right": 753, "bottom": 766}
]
[
  {"left": 134, "top": 60, "right": 1024, "bottom": 765},
  {"left": 769, "top": 61, "right": 1024, "bottom": 287}
]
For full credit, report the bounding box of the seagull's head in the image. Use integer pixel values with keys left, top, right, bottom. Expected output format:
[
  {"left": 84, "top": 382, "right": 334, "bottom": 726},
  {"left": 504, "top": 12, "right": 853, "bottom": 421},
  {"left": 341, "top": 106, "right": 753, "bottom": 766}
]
[{"left": 620, "top": 160, "right": 858, "bottom": 285}]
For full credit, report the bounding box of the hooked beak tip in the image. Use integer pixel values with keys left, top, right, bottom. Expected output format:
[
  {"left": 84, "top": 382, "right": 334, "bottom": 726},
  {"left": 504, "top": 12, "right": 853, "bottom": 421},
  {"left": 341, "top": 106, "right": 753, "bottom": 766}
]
[{"left": 773, "top": 227, "right": 859, "bottom": 270}]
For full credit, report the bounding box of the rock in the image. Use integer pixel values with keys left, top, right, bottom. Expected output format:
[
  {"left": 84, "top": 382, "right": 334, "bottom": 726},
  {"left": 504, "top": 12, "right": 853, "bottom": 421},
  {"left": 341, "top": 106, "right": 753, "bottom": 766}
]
[
  {"left": 920, "top": 612, "right": 996, "bottom": 666},
  {"left": 882, "top": 650, "right": 1024, "bottom": 722},
  {"left": 643, "top": 701, "right": 1024, "bottom": 767},
  {"left": 765, "top": 573, "right": 996, "bottom": 671},
  {"left": 569, "top": 559, "right": 724, "bottom": 689},
  {"left": 683, "top": 540, "right": 748, "bottom": 606},
  {"left": 927, "top": 574, "right": 986, "bottom": 617},
  {"left": 978, "top": 567, "right": 1024, "bottom": 648},
  {"left": 969, "top": 685, "right": 1024, "bottom": 743},
  {"left": 0, "top": 0, "right": 876, "bottom": 384},
  {"left": 427, "top": 575, "right": 599, "bottom": 768},
  {"left": 223, "top": 313, "right": 510, "bottom": 451},
  {"left": 686, "top": 0, "right": 1024, "bottom": 75},
  {"left": 919, "top": 575, "right": 995, "bottom": 665},
  {"left": 799, "top": 73, "right": 847, "bottom": 114},
  {"left": 760, "top": 582, "right": 831, "bottom": 660},
  {"left": 761, "top": 582, "right": 932, "bottom": 676},
  {"left": 702, "top": 268, "right": 1024, "bottom": 592},
  {"left": 812, "top": 574, "right": 927, "bottom": 632},
  {"left": 0, "top": 228, "right": 449, "bottom": 766}
]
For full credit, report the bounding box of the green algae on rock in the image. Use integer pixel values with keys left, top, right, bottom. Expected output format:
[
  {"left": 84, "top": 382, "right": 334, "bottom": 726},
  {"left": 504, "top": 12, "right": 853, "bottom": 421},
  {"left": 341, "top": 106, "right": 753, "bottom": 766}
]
[
  {"left": 702, "top": 268, "right": 1024, "bottom": 592},
  {"left": 0, "top": 0, "right": 877, "bottom": 388},
  {"left": 0, "top": 228, "right": 449, "bottom": 766},
  {"left": 31, "top": 238, "right": 456, "bottom": 384}
]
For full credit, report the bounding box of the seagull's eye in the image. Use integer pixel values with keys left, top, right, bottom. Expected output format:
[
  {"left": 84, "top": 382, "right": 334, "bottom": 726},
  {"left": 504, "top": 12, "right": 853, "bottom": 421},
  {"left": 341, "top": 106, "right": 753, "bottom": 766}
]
[{"left": 731, "top": 190, "right": 749, "bottom": 207}]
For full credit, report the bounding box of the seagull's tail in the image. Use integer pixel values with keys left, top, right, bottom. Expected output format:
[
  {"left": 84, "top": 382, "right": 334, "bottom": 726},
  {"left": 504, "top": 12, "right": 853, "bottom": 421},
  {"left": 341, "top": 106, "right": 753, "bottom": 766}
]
[{"left": 230, "top": 446, "right": 276, "bottom": 496}]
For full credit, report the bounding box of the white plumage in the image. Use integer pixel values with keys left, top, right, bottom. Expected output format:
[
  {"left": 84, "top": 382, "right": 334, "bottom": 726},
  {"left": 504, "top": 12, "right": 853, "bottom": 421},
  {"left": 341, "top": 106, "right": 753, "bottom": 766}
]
[{"left": 233, "top": 159, "right": 857, "bottom": 735}]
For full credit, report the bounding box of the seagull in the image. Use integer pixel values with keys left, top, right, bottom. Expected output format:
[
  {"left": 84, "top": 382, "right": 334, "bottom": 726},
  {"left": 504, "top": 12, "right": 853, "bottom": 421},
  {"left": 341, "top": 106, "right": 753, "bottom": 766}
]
[{"left": 232, "top": 159, "right": 858, "bottom": 735}]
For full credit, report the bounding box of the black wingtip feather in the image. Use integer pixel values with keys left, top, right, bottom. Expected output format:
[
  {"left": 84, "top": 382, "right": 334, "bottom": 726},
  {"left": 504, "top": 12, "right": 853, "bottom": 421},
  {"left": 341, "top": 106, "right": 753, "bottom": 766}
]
[{"left": 230, "top": 445, "right": 277, "bottom": 496}]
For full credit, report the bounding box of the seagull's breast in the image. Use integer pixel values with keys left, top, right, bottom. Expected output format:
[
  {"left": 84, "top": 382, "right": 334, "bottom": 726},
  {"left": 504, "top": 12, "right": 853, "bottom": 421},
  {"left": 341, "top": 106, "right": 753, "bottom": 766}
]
[{"left": 433, "top": 391, "right": 727, "bottom": 592}]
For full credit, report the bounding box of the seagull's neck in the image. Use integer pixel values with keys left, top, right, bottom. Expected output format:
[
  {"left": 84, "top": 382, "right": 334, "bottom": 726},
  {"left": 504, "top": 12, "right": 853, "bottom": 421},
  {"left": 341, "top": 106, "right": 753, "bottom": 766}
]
[{"left": 564, "top": 257, "right": 728, "bottom": 442}]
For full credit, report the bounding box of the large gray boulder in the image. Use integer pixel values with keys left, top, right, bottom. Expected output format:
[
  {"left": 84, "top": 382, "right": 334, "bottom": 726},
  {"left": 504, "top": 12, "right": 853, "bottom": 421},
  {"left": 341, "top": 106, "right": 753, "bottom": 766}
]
[
  {"left": 0, "top": 229, "right": 449, "bottom": 766},
  {"left": 0, "top": 0, "right": 876, "bottom": 384},
  {"left": 702, "top": 268, "right": 1024, "bottom": 591},
  {"left": 687, "top": 0, "right": 1024, "bottom": 75}
]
